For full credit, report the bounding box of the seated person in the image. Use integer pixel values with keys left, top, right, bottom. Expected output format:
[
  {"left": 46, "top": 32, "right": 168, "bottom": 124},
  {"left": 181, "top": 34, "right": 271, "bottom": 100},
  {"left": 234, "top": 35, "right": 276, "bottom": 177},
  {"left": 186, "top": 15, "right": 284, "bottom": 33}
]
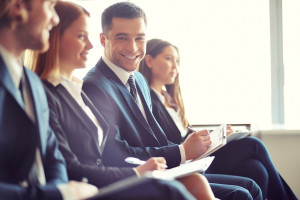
[
  {"left": 83, "top": 2, "right": 263, "bottom": 200},
  {"left": 0, "top": 0, "right": 98, "bottom": 199},
  {"left": 138, "top": 38, "right": 297, "bottom": 200},
  {"left": 28, "top": 1, "right": 217, "bottom": 199}
]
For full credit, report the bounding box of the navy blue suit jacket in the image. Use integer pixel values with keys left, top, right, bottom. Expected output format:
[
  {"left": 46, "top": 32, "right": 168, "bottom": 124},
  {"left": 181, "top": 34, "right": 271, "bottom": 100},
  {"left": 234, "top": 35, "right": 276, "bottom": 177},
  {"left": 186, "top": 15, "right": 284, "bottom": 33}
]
[
  {"left": 43, "top": 81, "right": 136, "bottom": 188},
  {"left": 83, "top": 59, "right": 181, "bottom": 168},
  {"left": 0, "top": 55, "right": 67, "bottom": 200},
  {"left": 150, "top": 90, "right": 185, "bottom": 144},
  {"left": 44, "top": 82, "right": 197, "bottom": 200}
]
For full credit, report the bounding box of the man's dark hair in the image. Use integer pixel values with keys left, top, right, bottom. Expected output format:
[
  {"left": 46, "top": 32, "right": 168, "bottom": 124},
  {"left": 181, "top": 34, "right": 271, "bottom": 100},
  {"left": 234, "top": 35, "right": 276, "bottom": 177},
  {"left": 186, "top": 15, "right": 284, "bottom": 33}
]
[
  {"left": 0, "top": 0, "right": 31, "bottom": 29},
  {"left": 101, "top": 1, "right": 147, "bottom": 36}
]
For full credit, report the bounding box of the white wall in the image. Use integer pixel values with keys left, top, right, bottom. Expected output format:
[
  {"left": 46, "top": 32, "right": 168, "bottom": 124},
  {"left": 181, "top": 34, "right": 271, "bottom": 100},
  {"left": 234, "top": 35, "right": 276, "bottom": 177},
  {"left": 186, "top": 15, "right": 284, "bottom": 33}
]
[{"left": 256, "top": 130, "right": 300, "bottom": 198}]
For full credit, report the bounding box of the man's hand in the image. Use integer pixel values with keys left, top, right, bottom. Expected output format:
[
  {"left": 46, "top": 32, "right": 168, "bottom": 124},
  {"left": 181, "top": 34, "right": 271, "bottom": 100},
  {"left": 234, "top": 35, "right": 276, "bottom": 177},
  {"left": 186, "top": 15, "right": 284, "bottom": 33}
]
[
  {"left": 182, "top": 129, "right": 212, "bottom": 160},
  {"left": 135, "top": 157, "right": 167, "bottom": 175}
]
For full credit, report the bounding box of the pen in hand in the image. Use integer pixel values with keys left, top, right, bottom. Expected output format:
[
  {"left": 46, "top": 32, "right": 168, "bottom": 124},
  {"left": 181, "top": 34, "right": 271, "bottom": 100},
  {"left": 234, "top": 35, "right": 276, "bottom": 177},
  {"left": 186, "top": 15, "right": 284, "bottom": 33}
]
[
  {"left": 187, "top": 126, "right": 197, "bottom": 132},
  {"left": 125, "top": 157, "right": 146, "bottom": 165},
  {"left": 125, "top": 157, "right": 168, "bottom": 168}
]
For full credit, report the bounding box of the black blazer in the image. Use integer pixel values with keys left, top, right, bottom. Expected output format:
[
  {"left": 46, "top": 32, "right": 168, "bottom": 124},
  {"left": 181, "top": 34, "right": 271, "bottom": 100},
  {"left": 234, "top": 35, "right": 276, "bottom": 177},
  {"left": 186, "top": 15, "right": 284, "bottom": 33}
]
[
  {"left": 43, "top": 81, "right": 135, "bottom": 188},
  {"left": 83, "top": 59, "right": 181, "bottom": 168},
  {"left": 0, "top": 55, "right": 67, "bottom": 199},
  {"left": 150, "top": 90, "right": 184, "bottom": 144}
]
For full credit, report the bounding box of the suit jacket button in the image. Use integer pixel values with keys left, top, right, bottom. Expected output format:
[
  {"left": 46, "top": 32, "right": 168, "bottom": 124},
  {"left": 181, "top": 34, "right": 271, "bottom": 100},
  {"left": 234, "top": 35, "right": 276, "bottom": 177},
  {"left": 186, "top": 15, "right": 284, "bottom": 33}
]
[{"left": 96, "top": 159, "right": 101, "bottom": 166}]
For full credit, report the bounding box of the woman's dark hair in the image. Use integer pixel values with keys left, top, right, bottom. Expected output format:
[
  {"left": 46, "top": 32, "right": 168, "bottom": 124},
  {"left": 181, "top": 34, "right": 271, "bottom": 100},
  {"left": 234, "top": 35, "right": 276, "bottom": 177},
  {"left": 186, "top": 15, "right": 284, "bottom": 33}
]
[{"left": 139, "top": 38, "right": 189, "bottom": 127}]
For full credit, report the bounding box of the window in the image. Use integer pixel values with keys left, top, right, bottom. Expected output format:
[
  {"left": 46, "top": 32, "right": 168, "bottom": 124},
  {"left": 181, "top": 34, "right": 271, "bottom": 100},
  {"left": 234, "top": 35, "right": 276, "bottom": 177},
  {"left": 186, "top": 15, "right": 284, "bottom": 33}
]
[{"left": 282, "top": 0, "right": 300, "bottom": 129}]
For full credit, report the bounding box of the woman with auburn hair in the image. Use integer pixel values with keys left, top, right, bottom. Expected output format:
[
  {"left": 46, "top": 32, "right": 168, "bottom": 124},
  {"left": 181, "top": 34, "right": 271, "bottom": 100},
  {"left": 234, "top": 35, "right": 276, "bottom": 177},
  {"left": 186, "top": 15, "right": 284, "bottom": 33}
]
[
  {"left": 139, "top": 38, "right": 297, "bottom": 200},
  {"left": 28, "top": 2, "right": 219, "bottom": 199}
]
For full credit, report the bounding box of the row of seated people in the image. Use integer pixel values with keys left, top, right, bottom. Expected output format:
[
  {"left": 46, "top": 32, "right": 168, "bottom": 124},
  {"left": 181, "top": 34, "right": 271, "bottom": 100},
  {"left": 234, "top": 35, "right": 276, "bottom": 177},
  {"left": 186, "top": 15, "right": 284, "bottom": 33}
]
[{"left": 1, "top": 0, "right": 297, "bottom": 199}]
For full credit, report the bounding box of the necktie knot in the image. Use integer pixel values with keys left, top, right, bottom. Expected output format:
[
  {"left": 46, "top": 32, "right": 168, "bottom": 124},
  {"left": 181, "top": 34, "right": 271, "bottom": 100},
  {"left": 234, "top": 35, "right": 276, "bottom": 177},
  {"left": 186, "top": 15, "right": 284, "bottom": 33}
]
[{"left": 128, "top": 75, "right": 138, "bottom": 103}]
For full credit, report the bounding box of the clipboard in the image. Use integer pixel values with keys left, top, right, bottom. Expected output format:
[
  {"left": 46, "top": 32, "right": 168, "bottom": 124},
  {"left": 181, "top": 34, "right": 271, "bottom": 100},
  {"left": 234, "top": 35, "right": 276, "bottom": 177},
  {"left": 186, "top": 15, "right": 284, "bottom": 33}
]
[
  {"left": 227, "top": 131, "right": 251, "bottom": 143},
  {"left": 194, "top": 124, "right": 227, "bottom": 160}
]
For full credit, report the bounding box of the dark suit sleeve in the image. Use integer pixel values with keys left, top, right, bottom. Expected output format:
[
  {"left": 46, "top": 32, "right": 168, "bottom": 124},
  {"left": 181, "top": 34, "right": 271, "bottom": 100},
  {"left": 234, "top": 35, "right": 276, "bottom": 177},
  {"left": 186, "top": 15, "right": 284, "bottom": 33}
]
[
  {"left": 44, "top": 126, "right": 69, "bottom": 185},
  {"left": 0, "top": 182, "right": 63, "bottom": 200},
  {"left": 43, "top": 83, "right": 136, "bottom": 188},
  {"left": 83, "top": 81, "right": 181, "bottom": 168}
]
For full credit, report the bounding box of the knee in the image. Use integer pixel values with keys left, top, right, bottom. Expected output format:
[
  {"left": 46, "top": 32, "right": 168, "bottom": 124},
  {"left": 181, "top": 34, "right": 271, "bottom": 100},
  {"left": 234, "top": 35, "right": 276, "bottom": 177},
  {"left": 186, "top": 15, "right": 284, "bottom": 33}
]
[
  {"left": 244, "top": 137, "right": 270, "bottom": 154},
  {"left": 232, "top": 186, "right": 253, "bottom": 200},
  {"left": 228, "top": 174, "right": 263, "bottom": 200},
  {"left": 247, "top": 178, "right": 263, "bottom": 200},
  {"left": 247, "top": 137, "right": 266, "bottom": 148},
  {"left": 158, "top": 179, "right": 195, "bottom": 199},
  {"left": 238, "top": 159, "right": 269, "bottom": 182}
]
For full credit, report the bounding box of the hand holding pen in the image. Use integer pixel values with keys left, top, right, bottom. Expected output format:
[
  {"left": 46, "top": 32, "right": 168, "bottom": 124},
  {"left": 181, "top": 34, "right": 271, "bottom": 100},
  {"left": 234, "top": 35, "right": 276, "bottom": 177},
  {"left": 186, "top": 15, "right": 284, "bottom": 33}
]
[
  {"left": 182, "top": 127, "right": 212, "bottom": 160},
  {"left": 125, "top": 157, "right": 168, "bottom": 175}
]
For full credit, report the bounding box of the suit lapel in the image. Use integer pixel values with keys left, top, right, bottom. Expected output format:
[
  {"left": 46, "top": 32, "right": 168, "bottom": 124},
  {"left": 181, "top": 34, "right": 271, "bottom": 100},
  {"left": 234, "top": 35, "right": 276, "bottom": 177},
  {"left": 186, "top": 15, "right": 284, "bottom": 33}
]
[
  {"left": 151, "top": 90, "right": 183, "bottom": 144},
  {"left": 82, "top": 91, "right": 108, "bottom": 139},
  {"left": 135, "top": 82, "right": 169, "bottom": 145},
  {"left": 0, "top": 56, "right": 25, "bottom": 109},
  {"left": 24, "top": 68, "right": 44, "bottom": 152},
  {"left": 100, "top": 63, "right": 154, "bottom": 133},
  {"left": 55, "top": 85, "right": 100, "bottom": 146}
]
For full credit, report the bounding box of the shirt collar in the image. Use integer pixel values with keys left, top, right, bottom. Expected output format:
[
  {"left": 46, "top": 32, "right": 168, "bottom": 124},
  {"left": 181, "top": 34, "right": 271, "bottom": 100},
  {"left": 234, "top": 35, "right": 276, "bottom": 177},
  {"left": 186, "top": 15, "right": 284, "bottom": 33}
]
[
  {"left": 48, "top": 74, "right": 83, "bottom": 90},
  {"left": 102, "top": 54, "right": 133, "bottom": 86},
  {"left": 151, "top": 87, "right": 178, "bottom": 111},
  {"left": 151, "top": 88, "right": 165, "bottom": 104},
  {"left": 0, "top": 44, "right": 23, "bottom": 88}
]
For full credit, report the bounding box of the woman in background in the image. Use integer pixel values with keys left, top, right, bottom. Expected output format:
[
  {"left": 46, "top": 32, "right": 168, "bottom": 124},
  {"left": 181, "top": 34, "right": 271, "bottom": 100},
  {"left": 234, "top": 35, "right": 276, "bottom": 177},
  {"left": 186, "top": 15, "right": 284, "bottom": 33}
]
[
  {"left": 28, "top": 2, "right": 218, "bottom": 199},
  {"left": 139, "top": 38, "right": 297, "bottom": 200}
]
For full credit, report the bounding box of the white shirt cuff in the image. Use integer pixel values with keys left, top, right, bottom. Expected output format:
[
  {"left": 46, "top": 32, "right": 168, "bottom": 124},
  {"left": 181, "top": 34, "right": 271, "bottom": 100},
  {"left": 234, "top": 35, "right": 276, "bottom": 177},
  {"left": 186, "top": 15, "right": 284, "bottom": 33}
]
[
  {"left": 132, "top": 168, "right": 141, "bottom": 177},
  {"left": 57, "top": 184, "right": 77, "bottom": 200},
  {"left": 179, "top": 144, "right": 186, "bottom": 164}
]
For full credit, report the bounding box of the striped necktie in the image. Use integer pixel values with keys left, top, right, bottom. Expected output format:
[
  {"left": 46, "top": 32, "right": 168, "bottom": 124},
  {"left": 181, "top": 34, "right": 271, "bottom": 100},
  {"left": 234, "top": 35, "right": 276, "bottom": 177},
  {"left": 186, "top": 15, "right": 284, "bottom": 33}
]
[{"left": 128, "top": 75, "right": 138, "bottom": 103}]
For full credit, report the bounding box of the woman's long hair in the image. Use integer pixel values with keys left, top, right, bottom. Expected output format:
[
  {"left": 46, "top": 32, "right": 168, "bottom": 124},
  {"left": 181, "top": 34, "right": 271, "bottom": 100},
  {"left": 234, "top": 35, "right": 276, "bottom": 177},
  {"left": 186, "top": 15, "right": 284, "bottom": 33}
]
[
  {"left": 139, "top": 39, "right": 189, "bottom": 128},
  {"left": 26, "top": 1, "right": 89, "bottom": 79}
]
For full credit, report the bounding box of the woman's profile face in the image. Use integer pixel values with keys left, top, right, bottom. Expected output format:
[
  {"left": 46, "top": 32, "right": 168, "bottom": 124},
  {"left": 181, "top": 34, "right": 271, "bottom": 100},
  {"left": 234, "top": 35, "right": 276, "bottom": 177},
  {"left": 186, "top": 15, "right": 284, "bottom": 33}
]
[
  {"left": 59, "top": 14, "right": 93, "bottom": 70},
  {"left": 150, "top": 45, "right": 179, "bottom": 86}
]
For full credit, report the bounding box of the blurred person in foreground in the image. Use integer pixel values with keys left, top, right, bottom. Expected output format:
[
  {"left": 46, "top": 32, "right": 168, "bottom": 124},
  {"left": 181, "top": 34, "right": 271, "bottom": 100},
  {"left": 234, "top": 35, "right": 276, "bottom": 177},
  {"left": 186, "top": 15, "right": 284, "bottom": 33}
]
[{"left": 0, "top": 0, "right": 98, "bottom": 199}]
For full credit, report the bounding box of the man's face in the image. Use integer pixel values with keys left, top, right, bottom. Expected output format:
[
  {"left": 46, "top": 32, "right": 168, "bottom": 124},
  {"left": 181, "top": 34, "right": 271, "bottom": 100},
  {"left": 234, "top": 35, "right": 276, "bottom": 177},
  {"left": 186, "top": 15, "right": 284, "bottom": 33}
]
[
  {"left": 101, "top": 17, "right": 146, "bottom": 72},
  {"left": 17, "top": 0, "right": 59, "bottom": 52}
]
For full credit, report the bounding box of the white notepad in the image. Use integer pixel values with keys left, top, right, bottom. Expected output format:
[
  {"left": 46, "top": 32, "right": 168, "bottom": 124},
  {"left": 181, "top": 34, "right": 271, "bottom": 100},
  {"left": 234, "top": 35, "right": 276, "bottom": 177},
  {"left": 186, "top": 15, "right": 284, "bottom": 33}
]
[
  {"left": 227, "top": 131, "right": 251, "bottom": 143},
  {"left": 149, "top": 156, "right": 215, "bottom": 180}
]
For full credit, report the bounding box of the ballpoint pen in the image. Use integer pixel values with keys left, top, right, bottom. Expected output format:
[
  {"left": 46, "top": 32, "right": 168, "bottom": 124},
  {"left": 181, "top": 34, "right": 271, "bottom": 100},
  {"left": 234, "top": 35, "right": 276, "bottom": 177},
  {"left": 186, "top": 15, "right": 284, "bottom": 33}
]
[
  {"left": 187, "top": 126, "right": 213, "bottom": 133},
  {"left": 125, "top": 157, "right": 168, "bottom": 168},
  {"left": 187, "top": 126, "right": 197, "bottom": 132},
  {"left": 125, "top": 157, "right": 146, "bottom": 165}
]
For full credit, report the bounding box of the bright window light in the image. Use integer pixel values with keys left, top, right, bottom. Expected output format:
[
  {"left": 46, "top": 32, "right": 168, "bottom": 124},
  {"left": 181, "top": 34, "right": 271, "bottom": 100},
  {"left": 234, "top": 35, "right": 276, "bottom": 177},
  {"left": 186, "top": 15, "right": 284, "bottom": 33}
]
[{"left": 282, "top": 0, "right": 300, "bottom": 129}]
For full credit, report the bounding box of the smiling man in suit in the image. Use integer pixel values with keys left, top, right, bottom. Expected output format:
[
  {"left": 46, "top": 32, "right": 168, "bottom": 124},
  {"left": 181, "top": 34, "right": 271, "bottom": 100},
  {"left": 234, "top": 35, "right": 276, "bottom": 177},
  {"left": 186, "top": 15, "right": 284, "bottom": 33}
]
[
  {"left": 0, "top": 0, "right": 98, "bottom": 199},
  {"left": 83, "top": 2, "right": 263, "bottom": 200}
]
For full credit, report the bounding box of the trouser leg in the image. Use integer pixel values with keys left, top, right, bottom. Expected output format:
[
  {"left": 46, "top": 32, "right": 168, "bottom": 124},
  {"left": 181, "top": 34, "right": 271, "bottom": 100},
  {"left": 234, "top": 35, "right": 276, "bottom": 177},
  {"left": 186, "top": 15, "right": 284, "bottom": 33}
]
[{"left": 205, "top": 173, "right": 263, "bottom": 200}]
